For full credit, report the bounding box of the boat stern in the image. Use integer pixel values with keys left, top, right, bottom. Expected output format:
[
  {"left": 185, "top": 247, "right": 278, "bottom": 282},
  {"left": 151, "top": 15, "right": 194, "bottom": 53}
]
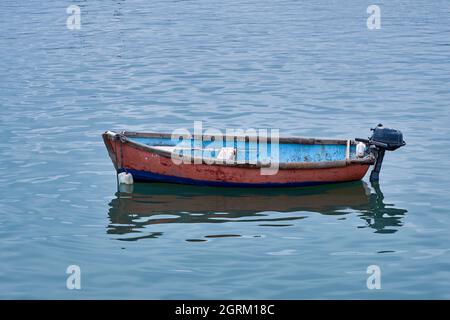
[{"left": 356, "top": 124, "right": 405, "bottom": 182}]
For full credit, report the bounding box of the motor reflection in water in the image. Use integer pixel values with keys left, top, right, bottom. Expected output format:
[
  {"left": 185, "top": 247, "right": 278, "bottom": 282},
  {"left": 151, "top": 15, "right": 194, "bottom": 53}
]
[{"left": 107, "top": 181, "right": 407, "bottom": 241}]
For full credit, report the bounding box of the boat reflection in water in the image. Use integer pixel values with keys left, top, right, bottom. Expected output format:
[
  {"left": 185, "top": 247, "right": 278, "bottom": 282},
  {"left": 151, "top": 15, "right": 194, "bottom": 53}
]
[{"left": 107, "top": 181, "right": 407, "bottom": 241}]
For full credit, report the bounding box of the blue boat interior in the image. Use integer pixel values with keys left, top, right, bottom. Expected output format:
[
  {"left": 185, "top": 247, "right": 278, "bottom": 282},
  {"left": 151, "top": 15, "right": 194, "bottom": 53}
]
[{"left": 130, "top": 136, "right": 357, "bottom": 163}]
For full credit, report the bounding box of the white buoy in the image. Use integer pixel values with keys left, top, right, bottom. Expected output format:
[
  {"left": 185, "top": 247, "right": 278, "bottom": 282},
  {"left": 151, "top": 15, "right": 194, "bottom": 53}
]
[
  {"left": 356, "top": 142, "right": 366, "bottom": 158},
  {"left": 118, "top": 172, "right": 134, "bottom": 185}
]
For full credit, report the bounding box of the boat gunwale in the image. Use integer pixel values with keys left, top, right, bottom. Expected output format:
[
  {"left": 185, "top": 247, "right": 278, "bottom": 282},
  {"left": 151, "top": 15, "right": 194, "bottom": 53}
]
[
  {"left": 103, "top": 131, "right": 375, "bottom": 169},
  {"left": 122, "top": 131, "right": 353, "bottom": 145}
]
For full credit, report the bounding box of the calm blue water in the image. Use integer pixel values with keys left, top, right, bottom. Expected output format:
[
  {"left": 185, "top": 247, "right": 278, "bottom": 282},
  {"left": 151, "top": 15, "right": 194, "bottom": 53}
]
[{"left": 1, "top": 0, "right": 450, "bottom": 299}]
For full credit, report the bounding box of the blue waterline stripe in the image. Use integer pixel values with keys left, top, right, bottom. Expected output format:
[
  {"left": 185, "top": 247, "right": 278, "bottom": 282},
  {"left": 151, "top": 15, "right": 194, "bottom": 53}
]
[{"left": 118, "top": 168, "right": 347, "bottom": 188}]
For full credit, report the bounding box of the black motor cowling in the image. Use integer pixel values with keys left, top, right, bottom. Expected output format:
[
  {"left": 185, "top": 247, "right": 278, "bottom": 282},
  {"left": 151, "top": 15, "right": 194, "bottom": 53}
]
[
  {"left": 370, "top": 124, "right": 405, "bottom": 151},
  {"left": 356, "top": 124, "right": 405, "bottom": 182}
]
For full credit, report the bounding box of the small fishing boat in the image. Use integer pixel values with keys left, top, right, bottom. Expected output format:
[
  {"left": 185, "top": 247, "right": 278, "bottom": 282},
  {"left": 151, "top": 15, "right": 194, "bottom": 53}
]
[{"left": 102, "top": 124, "right": 404, "bottom": 187}]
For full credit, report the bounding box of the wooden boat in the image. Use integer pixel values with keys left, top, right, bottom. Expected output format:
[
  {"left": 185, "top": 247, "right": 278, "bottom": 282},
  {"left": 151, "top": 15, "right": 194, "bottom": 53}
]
[{"left": 102, "top": 124, "right": 404, "bottom": 187}]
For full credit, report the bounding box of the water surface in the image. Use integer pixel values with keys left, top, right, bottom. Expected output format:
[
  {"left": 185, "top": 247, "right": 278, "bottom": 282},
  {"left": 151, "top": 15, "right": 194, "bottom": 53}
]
[{"left": 1, "top": 0, "right": 450, "bottom": 298}]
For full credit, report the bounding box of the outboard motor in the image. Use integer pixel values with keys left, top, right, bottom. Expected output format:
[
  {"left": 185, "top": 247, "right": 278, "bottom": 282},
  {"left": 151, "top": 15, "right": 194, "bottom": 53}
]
[{"left": 356, "top": 124, "right": 405, "bottom": 182}]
